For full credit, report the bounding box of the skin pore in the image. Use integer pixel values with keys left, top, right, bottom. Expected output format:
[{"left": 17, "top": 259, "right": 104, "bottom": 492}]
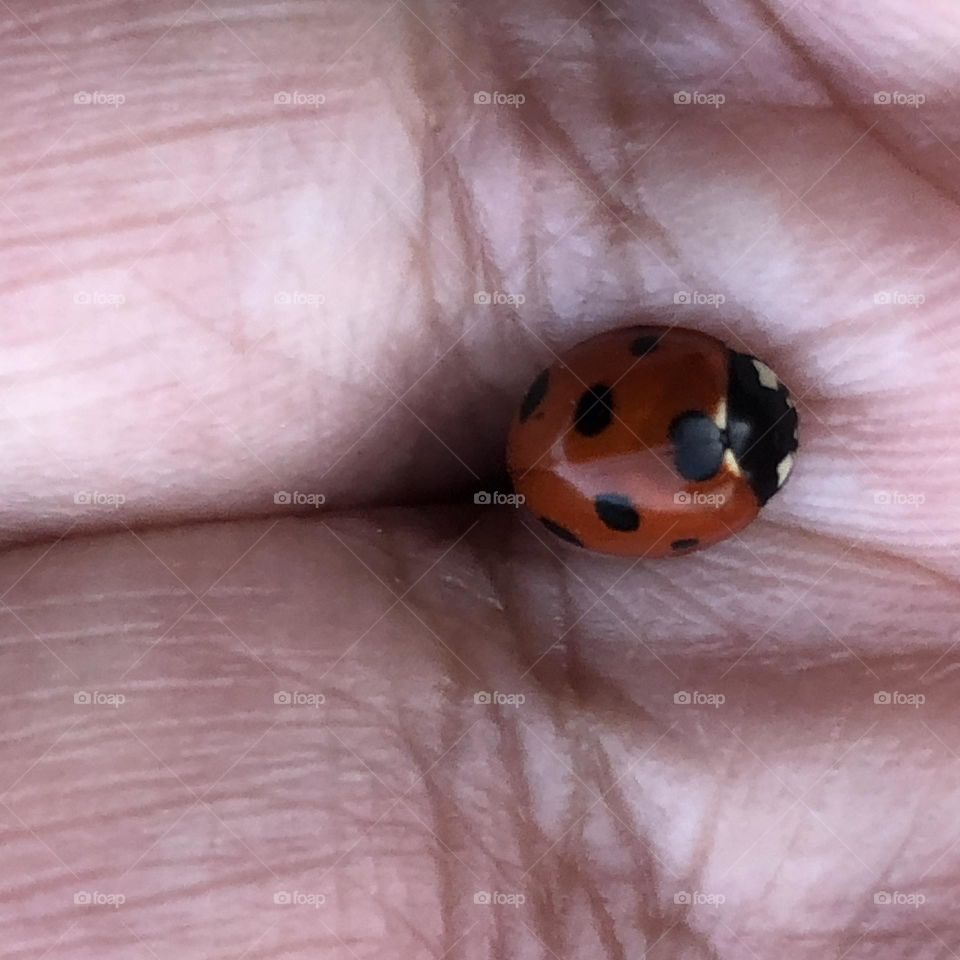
[{"left": 1, "top": 0, "right": 959, "bottom": 956}]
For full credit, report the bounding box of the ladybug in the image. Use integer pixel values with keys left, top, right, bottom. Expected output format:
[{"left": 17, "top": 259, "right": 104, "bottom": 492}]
[{"left": 506, "top": 325, "right": 799, "bottom": 557}]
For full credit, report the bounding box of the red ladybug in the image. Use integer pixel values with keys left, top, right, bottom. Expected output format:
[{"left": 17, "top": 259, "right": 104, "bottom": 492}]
[{"left": 506, "top": 325, "right": 799, "bottom": 557}]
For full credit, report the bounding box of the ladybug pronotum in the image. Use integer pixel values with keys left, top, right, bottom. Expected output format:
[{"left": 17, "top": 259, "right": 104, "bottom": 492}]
[{"left": 506, "top": 325, "right": 799, "bottom": 557}]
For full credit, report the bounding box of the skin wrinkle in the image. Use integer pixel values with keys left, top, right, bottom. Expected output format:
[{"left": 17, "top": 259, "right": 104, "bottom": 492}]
[
  {"left": 4, "top": 4, "right": 262, "bottom": 38},
  {"left": 523, "top": 599, "right": 664, "bottom": 951},
  {"left": 454, "top": 3, "right": 653, "bottom": 240},
  {"left": 0, "top": 205, "right": 215, "bottom": 251},
  {"left": 399, "top": 725, "right": 461, "bottom": 959},
  {"left": 5, "top": 114, "right": 306, "bottom": 179},
  {"left": 589, "top": 748, "right": 668, "bottom": 954},
  {"left": 582, "top": 866, "right": 631, "bottom": 960},
  {"left": 393, "top": 14, "right": 472, "bottom": 332},
  {"left": 578, "top": 4, "right": 686, "bottom": 270},
  {"left": 754, "top": 0, "right": 960, "bottom": 213},
  {"left": 493, "top": 712, "right": 563, "bottom": 954},
  {"left": 759, "top": 518, "right": 960, "bottom": 593}
]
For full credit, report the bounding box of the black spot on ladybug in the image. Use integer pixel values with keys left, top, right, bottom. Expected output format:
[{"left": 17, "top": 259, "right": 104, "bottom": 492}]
[
  {"left": 727, "top": 351, "right": 799, "bottom": 506},
  {"left": 539, "top": 517, "right": 583, "bottom": 547},
  {"left": 668, "top": 412, "right": 725, "bottom": 482},
  {"left": 594, "top": 493, "right": 641, "bottom": 532},
  {"left": 519, "top": 368, "right": 550, "bottom": 423},
  {"left": 574, "top": 384, "right": 614, "bottom": 437},
  {"left": 671, "top": 538, "right": 699, "bottom": 551},
  {"left": 630, "top": 334, "right": 661, "bottom": 357}
]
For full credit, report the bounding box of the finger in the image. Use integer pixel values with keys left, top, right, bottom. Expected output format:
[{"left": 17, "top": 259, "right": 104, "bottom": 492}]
[
  {"left": 3, "top": 0, "right": 958, "bottom": 557},
  {"left": 1, "top": 511, "right": 957, "bottom": 957}
]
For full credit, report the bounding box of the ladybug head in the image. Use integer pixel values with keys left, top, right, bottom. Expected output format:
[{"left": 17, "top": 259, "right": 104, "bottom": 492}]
[{"left": 725, "top": 351, "right": 799, "bottom": 506}]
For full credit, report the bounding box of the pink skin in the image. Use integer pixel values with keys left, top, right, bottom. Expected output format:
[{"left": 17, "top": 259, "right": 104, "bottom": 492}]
[{"left": 1, "top": 1, "right": 959, "bottom": 957}]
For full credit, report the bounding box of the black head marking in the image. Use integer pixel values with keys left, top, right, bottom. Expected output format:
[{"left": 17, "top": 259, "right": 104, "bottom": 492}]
[
  {"left": 668, "top": 412, "right": 725, "bottom": 482},
  {"left": 727, "top": 352, "right": 799, "bottom": 506},
  {"left": 630, "top": 334, "right": 661, "bottom": 357},
  {"left": 574, "top": 384, "right": 614, "bottom": 437},
  {"left": 519, "top": 369, "right": 550, "bottom": 422},
  {"left": 594, "top": 494, "right": 641, "bottom": 532},
  {"left": 539, "top": 517, "right": 583, "bottom": 547}
]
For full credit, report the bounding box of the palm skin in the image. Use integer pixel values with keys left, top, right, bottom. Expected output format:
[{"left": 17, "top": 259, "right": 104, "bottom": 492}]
[{"left": 0, "top": 1, "right": 959, "bottom": 957}]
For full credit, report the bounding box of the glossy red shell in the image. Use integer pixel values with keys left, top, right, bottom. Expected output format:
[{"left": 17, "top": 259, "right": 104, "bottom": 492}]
[{"left": 506, "top": 325, "right": 798, "bottom": 557}]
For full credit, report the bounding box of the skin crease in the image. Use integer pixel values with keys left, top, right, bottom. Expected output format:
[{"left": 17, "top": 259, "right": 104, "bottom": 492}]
[{"left": 0, "top": 0, "right": 959, "bottom": 956}]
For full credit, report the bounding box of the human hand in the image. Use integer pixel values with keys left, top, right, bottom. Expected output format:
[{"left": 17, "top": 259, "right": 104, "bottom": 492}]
[{"left": 2, "top": 1, "right": 959, "bottom": 957}]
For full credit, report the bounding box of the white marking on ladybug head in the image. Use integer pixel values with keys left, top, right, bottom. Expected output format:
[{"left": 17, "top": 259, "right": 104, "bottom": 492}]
[
  {"left": 753, "top": 358, "right": 780, "bottom": 391},
  {"left": 713, "top": 398, "right": 728, "bottom": 430},
  {"left": 723, "top": 448, "right": 742, "bottom": 477},
  {"left": 777, "top": 453, "right": 795, "bottom": 487}
]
